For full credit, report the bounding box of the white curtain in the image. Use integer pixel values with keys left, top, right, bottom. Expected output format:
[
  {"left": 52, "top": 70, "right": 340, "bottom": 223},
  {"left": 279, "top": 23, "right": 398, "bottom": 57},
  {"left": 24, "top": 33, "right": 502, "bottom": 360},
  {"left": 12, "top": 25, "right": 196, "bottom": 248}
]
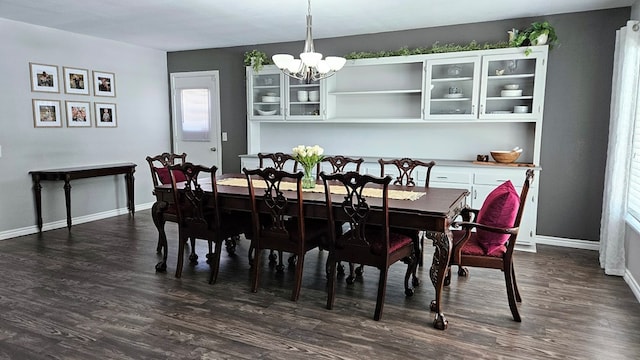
[{"left": 600, "top": 21, "right": 640, "bottom": 276}]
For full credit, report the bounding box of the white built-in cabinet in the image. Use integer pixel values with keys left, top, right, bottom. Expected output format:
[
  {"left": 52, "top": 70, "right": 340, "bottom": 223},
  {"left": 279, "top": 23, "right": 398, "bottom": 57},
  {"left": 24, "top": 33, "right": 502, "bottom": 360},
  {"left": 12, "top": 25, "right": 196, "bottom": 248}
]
[{"left": 244, "top": 46, "right": 548, "bottom": 251}]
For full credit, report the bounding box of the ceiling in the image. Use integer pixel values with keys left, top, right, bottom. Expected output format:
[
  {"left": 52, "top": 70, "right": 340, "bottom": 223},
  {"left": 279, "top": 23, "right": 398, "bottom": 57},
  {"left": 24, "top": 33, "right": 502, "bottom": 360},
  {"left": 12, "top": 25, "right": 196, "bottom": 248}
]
[{"left": 0, "top": 0, "right": 634, "bottom": 52}]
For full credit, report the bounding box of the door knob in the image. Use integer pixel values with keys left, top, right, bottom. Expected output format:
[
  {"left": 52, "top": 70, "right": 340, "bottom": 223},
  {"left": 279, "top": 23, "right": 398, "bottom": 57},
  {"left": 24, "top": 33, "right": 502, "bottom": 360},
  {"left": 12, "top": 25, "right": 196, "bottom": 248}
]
[{"left": 210, "top": 147, "right": 217, "bottom": 152}]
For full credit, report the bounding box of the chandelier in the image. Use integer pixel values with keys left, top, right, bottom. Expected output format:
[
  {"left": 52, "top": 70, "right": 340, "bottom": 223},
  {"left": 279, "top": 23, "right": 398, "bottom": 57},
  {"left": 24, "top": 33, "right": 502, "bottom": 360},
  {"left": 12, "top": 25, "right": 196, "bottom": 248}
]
[{"left": 272, "top": 0, "right": 346, "bottom": 82}]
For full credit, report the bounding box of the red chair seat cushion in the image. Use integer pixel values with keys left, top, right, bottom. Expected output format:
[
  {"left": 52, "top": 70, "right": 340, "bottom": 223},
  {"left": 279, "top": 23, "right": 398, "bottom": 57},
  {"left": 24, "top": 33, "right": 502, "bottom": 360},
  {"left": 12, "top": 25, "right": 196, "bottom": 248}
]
[
  {"left": 154, "top": 167, "right": 187, "bottom": 185},
  {"left": 476, "top": 181, "right": 520, "bottom": 255},
  {"left": 453, "top": 230, "right": 506, "bottom": 257},
  {"left": 366, "top": 230, "right": 412, "bottom": 255}
]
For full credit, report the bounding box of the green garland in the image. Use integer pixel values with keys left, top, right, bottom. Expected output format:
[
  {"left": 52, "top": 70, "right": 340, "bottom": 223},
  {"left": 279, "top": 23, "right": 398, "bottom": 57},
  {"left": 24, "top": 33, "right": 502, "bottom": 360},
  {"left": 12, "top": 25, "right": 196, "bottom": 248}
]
[{"left": 344, "top": 40, "right": 511, "bottom": 60}]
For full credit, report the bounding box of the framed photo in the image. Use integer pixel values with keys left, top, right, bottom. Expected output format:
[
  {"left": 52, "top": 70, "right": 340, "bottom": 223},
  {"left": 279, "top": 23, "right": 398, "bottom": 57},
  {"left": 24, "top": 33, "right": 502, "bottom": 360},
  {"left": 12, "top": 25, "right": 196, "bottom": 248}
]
[
  {"left": 95, "top": 102, "right": 117, "bottom": 127},
  {"left": 30, "top": 63, "right": 59, "bottom": 93},
  {"left": 65, "top": 101, "right": 92, "bottom": 127},
  {"left": 93, "top": 70, "right": 115, "bottom": 97},
  {"left": 63, "top": 67, "right": 90, "bottom": 95},
  {"left": 32, "top": 99, "right": 62, "bottom": 127}
]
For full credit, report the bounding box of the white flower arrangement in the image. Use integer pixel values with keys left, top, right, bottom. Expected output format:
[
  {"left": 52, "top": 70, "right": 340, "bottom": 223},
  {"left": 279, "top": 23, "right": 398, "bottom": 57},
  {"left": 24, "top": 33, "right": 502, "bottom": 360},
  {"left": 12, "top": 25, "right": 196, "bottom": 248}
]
[{"left": 292, "top": 144, "right": 324, "bottom": 171}]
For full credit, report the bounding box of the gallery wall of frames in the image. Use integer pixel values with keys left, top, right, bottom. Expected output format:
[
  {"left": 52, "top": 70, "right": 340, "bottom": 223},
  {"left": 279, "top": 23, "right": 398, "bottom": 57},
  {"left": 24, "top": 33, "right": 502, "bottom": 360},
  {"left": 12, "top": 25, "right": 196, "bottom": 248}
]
[{"left": 29, "top": 62, "right": 117, "bottom": 128}]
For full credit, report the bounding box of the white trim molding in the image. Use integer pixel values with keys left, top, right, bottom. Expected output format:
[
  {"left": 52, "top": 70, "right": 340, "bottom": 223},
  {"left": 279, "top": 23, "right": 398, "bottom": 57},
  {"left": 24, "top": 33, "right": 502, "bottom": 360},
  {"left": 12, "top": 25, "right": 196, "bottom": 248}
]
[
  {"left": 625, "top": 268, "right": 640, "bottom": 303},
  {"left": 0, "top": 202, "right": 154, "bottom": 241},
  {"left": 535, "top": 235, "right": 600, "bottom": 251}
]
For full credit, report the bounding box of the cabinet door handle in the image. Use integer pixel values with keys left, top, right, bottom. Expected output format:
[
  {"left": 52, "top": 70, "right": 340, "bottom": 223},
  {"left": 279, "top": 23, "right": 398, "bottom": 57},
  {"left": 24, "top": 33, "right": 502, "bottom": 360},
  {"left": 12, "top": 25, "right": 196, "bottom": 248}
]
[
  {"left": 436, "top": 176, "right": 448, "bottom": 179},
  {"left": 480, "top": 104, "right": 484, "bottom": 114},
  {"left": 473, "top": 189, "right": 477, "bottom": 200}
]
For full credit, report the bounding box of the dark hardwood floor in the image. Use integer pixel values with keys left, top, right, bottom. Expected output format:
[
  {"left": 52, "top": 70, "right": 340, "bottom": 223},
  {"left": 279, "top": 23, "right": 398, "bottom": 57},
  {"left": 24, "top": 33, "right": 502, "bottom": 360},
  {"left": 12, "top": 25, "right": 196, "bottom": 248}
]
[{"left": 1, "top": 212, "right": 639, "bottom": 359}]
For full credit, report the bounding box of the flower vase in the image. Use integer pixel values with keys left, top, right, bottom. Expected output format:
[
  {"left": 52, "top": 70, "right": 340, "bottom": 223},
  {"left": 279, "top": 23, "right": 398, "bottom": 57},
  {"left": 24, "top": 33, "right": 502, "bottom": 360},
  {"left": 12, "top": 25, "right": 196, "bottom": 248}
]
[{"left": 302, "top": 166, "right": 315, "bottom": 189}]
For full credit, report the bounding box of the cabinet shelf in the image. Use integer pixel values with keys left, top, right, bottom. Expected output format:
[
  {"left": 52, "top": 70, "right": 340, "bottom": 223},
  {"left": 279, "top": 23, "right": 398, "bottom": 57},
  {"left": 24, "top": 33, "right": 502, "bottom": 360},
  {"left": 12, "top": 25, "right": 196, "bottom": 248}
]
[
  {"left": 330, "top": 89, "right": 421, "bottom": 95},
  {"left": 431, "top": 97, "right": 472, "bottom": 102},
  {"left": 488, "top": 74, "right": 535, "bottom": 80},
  {"left": 486, "top": 96, "right": 533, "bottom": 101},
  {"left": 431, "top": 77, "right": 473, "bottom": 82}
]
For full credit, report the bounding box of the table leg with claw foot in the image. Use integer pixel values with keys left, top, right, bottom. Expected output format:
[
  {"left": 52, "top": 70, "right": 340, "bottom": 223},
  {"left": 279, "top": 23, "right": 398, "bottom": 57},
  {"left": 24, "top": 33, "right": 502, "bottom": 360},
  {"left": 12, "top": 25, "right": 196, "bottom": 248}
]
[{"left": 426, "top": 229, "right": 452, "bottom": 330}]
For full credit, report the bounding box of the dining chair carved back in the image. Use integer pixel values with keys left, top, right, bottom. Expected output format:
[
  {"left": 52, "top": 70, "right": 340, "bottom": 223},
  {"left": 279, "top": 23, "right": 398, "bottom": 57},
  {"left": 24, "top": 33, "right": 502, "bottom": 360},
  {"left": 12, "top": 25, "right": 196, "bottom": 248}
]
[
  {"left": 448, "top": 169, "right": 534, "bottom": 322},
  {"left": 258, "top": 152, "right": 299, "bottom": 172},
  {"left": 256, "top": 152, "right": 300, "bottom": 265},
  {"left": 168, "top": 163, "right": 246, "bottom": 283},
  {"left": 243, "top": 167, "right": 326, "bottom": 301},
  {"left": 378, "top": 157, "right": 436, "bottom": 269},
  {"left": 315, "top": 155, "right": 364, "bottom": 179},
  {"left": 146, "top": 152, "right": 190, "bottom": 272},
  {"left": 320, "top": 171, "right": 417, "bottom": 321}
]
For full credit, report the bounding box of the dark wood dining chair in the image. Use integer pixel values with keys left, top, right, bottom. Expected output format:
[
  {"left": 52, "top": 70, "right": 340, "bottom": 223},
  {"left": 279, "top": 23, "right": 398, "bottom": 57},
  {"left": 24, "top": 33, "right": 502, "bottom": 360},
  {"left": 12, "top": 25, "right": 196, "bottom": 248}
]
[
  {"left": 243, "top": 167, "right": 326, "bottom": 301},
  {"left": 255, "top": 152, "right": 301, "bottom": 266},
  {"left": 320, "top": 171, "right": 417, "bottom": 321},
  {"left": 146, "top": 152, "right": 192, "bottom": 272},
  {"left": 168, "top": 162, "right": 245, "bottom": 283},
  {"left": 378, "top": 157, "right": 436, "bottom": 268},
  {"left": 315, "top": 155, "right": 365, "bottom": 275},
  {"left": 258, "top": 152, "right": 299, "bottom": 172},
  {"left": 315, "top": 155, "right": 364, "bottom": 179},
  {"left": 447, "top": 169, "right": 534, "bottom": 322}
]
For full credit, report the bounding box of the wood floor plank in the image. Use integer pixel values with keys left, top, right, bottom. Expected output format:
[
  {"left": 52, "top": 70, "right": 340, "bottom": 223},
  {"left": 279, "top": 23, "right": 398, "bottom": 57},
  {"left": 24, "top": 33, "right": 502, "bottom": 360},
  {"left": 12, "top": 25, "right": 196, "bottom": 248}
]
[{"left": 0, "top": 212, "right": 639, "bottom": 359}]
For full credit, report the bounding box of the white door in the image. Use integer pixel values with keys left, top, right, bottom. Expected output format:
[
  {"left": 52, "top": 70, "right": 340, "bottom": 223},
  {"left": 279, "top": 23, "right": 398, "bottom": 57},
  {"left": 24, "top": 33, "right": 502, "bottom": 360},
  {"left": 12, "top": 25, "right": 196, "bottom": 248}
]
[{"left": 170, "top": 71, "right": 222, "bottom": 169}]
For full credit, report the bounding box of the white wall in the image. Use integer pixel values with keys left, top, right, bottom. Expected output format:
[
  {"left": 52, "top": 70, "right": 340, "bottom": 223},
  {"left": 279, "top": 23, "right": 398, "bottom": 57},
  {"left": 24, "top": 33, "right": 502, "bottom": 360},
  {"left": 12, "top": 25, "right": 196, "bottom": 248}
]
[
  {"left": 0, "top": 18, "right": 171, "bottom": 237},
  {"left": 632, "top": 0, "right": 640, "bottom": 19}
]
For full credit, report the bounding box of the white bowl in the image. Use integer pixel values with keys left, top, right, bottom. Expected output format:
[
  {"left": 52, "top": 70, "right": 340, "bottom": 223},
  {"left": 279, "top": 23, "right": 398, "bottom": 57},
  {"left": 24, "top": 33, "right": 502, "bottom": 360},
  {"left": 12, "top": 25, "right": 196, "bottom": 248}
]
[
  {"left": 261, "top": 96, "right": 280, "bottom": 103},
  {"left": 308, "top": 90, "right": 319, "bottom": 102},
  {"left": 504, "top": 84, "right": 519, "bottom": 90},
  {"left": 513, "top": 105, "right": 529, "bottom": 113},
  {"left": 256, "top": 109, "right": 277, "bottom": 116},
  {"left": 501, "top": 89, "right": 523, "bottom": 97}
]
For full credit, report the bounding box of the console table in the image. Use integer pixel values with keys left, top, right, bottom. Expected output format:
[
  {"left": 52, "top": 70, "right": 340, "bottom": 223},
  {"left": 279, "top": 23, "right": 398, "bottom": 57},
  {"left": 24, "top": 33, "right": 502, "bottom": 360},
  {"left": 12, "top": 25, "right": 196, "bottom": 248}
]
[{"left": 29, "top": 163, "right": 136, "bottom": 231}]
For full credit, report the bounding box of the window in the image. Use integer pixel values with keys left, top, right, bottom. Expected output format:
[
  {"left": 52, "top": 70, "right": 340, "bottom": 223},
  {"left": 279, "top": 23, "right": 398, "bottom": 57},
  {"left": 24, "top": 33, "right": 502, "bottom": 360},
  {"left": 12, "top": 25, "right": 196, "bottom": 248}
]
[
  {"left": 180, "top": 88, "right": 210, "bottom": 141},
  {"left": 627, "top": 99, "right": 640, "bottom": 223}
]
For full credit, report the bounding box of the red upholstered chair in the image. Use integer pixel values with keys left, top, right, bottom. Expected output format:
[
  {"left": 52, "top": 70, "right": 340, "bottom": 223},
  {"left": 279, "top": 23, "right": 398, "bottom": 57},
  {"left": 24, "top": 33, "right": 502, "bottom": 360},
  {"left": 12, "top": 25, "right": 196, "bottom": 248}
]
[
  {"left": 447, "top": 169, "right": 534, "bottom": 322},
  {"left": 320, "top": 171, "right": 417, "bottom": 321},
  {"left": 243, "top": 167, "right": 326, "bottom": 301},
  {"left": 146, "top": 152, "right": 194, "bottom": 273},
  {"left": 378, "top": 158, "right": 436, "bottom": 269},
  {"left": 168, "top": 163, "right": 246, "bottom": 282}
]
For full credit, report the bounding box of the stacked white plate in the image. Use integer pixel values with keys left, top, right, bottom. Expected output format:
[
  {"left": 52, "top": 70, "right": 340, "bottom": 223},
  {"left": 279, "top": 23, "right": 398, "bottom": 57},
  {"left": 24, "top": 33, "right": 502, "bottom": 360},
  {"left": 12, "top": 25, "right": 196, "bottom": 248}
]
[{"left": 500, "top": 89, "right": 522, "bottom": 97}]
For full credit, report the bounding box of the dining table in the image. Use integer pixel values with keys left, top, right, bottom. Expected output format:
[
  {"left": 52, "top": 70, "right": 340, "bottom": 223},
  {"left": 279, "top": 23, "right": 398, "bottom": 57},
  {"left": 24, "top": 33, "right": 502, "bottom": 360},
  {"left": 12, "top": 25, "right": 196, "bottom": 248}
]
[{"left": 151, "top": 173, "right": 469, "bottom": 330}]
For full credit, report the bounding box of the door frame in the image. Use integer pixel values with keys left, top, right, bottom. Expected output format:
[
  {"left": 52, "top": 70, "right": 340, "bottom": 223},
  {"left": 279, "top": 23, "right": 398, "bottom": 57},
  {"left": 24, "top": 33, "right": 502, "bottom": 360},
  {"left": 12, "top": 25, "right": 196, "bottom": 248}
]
[{"left": 170, "top": 70, "right": 223, "bottom": 170}]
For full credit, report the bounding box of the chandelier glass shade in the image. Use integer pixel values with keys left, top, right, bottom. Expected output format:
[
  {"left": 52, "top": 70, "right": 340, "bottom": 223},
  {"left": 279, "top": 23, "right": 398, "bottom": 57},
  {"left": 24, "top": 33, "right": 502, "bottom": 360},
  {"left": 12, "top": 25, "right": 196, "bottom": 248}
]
[{"left": 272, "top": 0, "right": 346, "bottom": 82}]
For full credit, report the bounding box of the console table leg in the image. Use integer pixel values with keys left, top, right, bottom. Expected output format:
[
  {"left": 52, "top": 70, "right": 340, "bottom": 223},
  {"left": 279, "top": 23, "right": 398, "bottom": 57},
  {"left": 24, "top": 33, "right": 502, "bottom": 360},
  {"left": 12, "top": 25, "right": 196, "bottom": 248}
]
[
  {"left": 125, "top": 171, "right": 135, "bottom": 215},
  {"left": 32, "top": 175, "right": 43, "bottom": 232},
  {"left": 64, "top": 176, "right": 72, "bottom": 230}
]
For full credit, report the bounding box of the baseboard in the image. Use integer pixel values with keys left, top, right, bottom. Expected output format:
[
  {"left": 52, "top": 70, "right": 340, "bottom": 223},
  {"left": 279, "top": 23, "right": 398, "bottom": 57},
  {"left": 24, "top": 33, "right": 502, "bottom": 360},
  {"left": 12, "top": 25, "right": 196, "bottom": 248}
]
[
  {"left": 625, "top": 269, "right": 640, "bottom": 303},
  {"left": 0, "top": 202, "right": 155, "bottom": 241},
  {"left": 534, "top": 235, "right": 600, "bottom": 251}
]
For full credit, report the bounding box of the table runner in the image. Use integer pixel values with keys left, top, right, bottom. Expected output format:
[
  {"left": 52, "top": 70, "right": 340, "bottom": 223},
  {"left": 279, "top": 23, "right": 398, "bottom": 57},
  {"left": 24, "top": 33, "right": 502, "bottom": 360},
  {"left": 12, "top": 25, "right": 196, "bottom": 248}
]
[{"left": 217, "top": 177, "right": 425, "bottom": 201}]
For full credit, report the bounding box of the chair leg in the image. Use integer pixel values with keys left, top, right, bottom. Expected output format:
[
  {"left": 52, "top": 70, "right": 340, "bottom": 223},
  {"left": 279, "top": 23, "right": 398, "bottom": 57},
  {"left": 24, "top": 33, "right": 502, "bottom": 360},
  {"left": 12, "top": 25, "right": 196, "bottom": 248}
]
[
  {"left": 208, "top": 239, "right": 223, "bottom": 285},
  {"left": 326, "top": 255, "right": 337, "bottom": 310},
  {"left": 404, "top": 254, "right": 416, "bottom": 296},
  {"left": 512, "top": 266, "right": 521, "bottom": 302},
  {"left": 248, "top": 245, "right": 254, "bottom": 267},
  {"left": 504, "top": 262, "right": 521, "bottom": 322},
  {"left": 373, "top": 269, "right": 388, "bottom": 321},
  {"left": 291, "top": 253, "right": 305, "bottom": 301},
  {"left": 188, "top": 237, "right": 198, "bottom": 264},
  {"left": 206, "top": 239, "right": 214, "bottom": 265},
  {"left": 251, "top": 246, "right": 261, "bottom": 293},
  {"left": 346, "top": 262, "right": 356, "bottom": 284},
  {"left": 175, "top": 233, "right": 187, "bottom": 278},
  {"left": 418, "top": 232, "right": 424, "bottom": 267}
]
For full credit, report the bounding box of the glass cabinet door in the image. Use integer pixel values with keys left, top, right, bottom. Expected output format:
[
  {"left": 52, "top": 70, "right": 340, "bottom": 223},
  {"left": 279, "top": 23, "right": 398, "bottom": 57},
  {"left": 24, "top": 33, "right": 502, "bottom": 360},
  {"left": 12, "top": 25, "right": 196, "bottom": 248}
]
[
  {"left": 425, "top": 56, "right": 480, "bottom": 120},
  {"left": 479, "top": 51, "right": 546, "bottom": 119},
  {"left": 248, "top": 68, "right": 284, "bottom": 120},
  {"left": 286, "top": 77, "right": 323, "bottom": 120}
]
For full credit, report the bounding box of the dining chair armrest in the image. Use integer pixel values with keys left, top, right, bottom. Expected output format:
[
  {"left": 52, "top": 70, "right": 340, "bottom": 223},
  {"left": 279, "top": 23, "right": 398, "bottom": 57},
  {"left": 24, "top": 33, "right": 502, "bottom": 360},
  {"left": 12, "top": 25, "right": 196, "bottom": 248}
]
[
  {"left": 456, "top": 207, "right": 479, "bottom": 222},
  {"left": 453, "top": 221, "right": 518, "bottom": 235}
]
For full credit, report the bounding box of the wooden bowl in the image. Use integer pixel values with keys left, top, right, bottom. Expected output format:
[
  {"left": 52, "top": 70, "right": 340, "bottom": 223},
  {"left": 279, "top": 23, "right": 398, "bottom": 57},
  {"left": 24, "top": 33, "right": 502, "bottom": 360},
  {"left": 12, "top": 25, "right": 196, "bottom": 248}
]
[{"left": 490, "top": 151, "right": 521, "bottom": 163}]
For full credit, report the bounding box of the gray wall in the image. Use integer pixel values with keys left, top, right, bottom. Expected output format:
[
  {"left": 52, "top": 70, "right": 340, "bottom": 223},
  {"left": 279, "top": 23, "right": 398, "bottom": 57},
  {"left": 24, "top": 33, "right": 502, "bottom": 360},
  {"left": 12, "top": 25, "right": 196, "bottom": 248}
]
[
  {"left": 0, "top": 18, "right": 170, "bottom": 237},
  {"left": 167, "top": 8, "right": 630, "bottom": 242}
]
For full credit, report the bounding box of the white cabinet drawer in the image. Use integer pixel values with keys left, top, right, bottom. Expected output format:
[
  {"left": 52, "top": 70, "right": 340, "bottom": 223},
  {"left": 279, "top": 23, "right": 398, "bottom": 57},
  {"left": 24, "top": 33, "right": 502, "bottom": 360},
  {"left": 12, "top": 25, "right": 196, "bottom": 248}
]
[
  {"left": 431, "top": 171, "right": 471, "bottom": 184},
  {"left": 474, "top": 171, "right": 526, "bottom": 186}
]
